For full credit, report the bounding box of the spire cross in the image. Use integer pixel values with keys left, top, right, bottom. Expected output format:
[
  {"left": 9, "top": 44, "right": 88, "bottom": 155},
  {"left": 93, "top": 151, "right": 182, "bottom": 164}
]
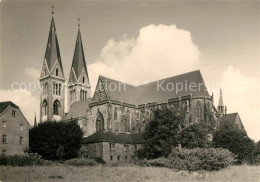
[
  {"left": 78, "top": 18, "right": 80, "bottom": 28},
  {"left": 51, "top": 5, "right": 54, "bottom": 15}
]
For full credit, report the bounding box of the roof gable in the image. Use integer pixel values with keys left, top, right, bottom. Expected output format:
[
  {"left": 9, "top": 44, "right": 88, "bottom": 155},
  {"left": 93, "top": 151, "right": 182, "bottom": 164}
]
[{"left": 0, "top": 101, "right": 19, "bottom": 115}]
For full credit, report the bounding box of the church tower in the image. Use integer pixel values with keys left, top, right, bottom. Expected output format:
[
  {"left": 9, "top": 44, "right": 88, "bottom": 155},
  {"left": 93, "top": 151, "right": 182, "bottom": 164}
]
[
  {"left": 67, "top": 20, "right": 91, "bottom": 109},
  {"left": 218, "top": 89, "right": 227, "bottom": 118},
  {"left": 39, "top": 12, "right": 65, "bottom": 122}
]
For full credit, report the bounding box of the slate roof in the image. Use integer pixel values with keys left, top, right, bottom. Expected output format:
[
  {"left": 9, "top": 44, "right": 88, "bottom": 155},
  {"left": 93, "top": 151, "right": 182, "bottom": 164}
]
[
  {"left": 0, "top": 101, "right": 19, "bottom": 115},
  {"left": 220, "top": 113, "right": 245, "bottom": 130},
  {"left": 220, "top": 113, "right": 238, "bottom": 123},
  {"left": 81, "top": 132, "right": 145, "bottom": 144},
  {"left": 99, "top": 70, "right": 209, "bottom": 105},
  {"left": 44, "top": 17, "right": 63, "bottom": 72},
  {"left": 70, "top": 28, "right": 89, "bottom": 81},
  {"left": 66, "top": 98, "right": 92, "bottom": 118}
]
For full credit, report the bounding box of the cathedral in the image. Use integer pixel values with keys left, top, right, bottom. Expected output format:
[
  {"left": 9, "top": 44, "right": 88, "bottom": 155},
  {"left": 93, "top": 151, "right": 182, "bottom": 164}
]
[{"left": 39, "top": 14, "right": 245, "bottom": 163}]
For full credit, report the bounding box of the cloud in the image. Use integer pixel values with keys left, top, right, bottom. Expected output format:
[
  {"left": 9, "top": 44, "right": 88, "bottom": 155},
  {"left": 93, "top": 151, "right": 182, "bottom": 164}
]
[
  {"left": 88, "top": 24, "right": 200, "bottom": 88},
  {"left": 87, "top": 24, "right": 259, "bottom": 141},
  {"left": 0, "top": 89, "right": 39, "bottom": 125},
  {"left": 25, "top": 67, "right": 40, "bottom": 81},
  {"left": 218, "top": 66, "right": 260, "bottom": 141}
]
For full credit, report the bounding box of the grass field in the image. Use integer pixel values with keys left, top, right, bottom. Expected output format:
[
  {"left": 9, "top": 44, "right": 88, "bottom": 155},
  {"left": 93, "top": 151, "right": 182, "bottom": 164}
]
[{"left": 0, "top": 164, "right": 260, "bottom": 182}]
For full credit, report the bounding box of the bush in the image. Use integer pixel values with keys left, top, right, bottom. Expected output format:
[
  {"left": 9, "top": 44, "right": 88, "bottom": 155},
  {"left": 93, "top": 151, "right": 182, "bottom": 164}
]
[
  {"left": 213, "top": 120, "right": 255, "bottom": 164},
  {"left": 178, "top": 123, "right": 213, "bottom": 149},
  {"left": 94, "top": 157, "right": 106, "bottom": 164},
  {"left": 0, "top": 153, "right": 52, "bottom": 166},
  {"left": 137, "top": 148, "right": 235, "bottom": 171},
  {"left": 64, "top": 158, "right": 98, "bottom": 166},
  {"left": 29, "top": 120, "right": 83, "bottom": 160}
]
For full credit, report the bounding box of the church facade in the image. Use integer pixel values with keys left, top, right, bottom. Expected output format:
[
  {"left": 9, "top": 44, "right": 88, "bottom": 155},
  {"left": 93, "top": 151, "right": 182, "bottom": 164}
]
[{"left": 39, "top": 15, "right": 245, "bottom": 163}]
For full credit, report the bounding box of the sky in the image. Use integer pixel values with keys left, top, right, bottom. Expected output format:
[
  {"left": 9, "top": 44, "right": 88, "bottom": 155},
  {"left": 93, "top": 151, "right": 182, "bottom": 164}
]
[{"left": 0, "top": 0, "right": 259, "bottom": 141}]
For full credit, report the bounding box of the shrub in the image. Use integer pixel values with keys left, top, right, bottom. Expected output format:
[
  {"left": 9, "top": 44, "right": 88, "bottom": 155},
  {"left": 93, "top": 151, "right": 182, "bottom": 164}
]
[
  {"left": 94, "top": 157, "right": 106, "bottom": 164},
  {"left": 178, "top": 123, "right": 213, "bottom": 149},
  {"left": 0, "top": 153, "right": 52, "bottom": 166},
  {"left": 29, "top": 120, "right": 83, "bottom": 160},
  {"left": 137, "top": 148, "right": 235, "bottom": 171},
  {"left": 64, "top": 158, "right": 98, "bottom": 166},
  {"left": 213, "top": 120, "right": 255, "bottom": 164}
]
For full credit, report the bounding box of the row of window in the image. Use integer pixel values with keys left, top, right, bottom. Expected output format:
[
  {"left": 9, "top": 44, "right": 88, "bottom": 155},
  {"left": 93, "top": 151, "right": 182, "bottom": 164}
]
[
  {"left": 110, "top": 155, "right": 128, "bottom": 161},
  {"left": 109, "top": 143, "right": 137, "bottom": 152},
  {"left": 43, "top": 68, "right": 59, "bottom": 77},
  {"left": 2, "top": 121, "right": 23, "bottom": 130},
  {"left": 42, "top": 100, "right": 61, "bottom": 115},
  {"left": 2, "top": 135, "right": 24, "bottom": 145},
  {"left": 69, "top": 89, "right": 88, "bottom": 101},
  {"left": 42, "top": 82, "right": 63, "bottom": 96},
  {"left": 113, "top": 108, "right": 151, "bottom": 122},
  {"left": 53, "top": 82, "right": 62, "bottom": 95}
]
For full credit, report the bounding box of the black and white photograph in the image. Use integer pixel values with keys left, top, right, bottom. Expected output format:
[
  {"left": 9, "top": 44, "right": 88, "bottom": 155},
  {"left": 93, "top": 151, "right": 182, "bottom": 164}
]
[{"left": 0, "top": 0, "right": 259, "bottom": 181}]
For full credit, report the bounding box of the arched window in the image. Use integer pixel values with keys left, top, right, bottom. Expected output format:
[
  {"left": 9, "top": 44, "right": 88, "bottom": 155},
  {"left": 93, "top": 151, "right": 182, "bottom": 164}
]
[
  {"left": 96, "top": 112, "right": 104, "bottom": 132},
  {"left": 56, "top": 68, "right": 58, "bottom": 76},
  {"left": 44, "top": 69, "right": 47, "bottom": 76},
  {"left": 43, "top": 100, "right": 48, "bottom": 115},
  {"left": 59, "top": 84, "right": 61, "bottom": 95},
  {"left": 45, "top": 83, "right": 48, "bottom": 95},
  {"left": 53, "top": 82, "right": 55, "bottom": 94},
  {"left": 126, "top": 110, "right": 130, "bottom": 132},
  {"left": 53, "top": 100, "right": 60, "bottom": 115},
  {"left": 114, "top": 108, "right": 118, "bottom": 121},
  {"left": 195, "top": 101, "right": 202, "bottom": 122},
  {"left": 83, "top": 76, "right": 85, "bottom": 84}
]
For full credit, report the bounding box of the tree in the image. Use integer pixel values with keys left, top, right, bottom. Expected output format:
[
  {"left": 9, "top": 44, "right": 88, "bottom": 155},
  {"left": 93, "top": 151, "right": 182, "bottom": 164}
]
[
  {"left": 213, "top": 120, "right": 254, "bottom": 164},
  {"left": 178, "top": 122, "right": 213, "bottom": 149},
  {"left": 137, "top": 108, "right": 183, "bottom": 159},
  {"left": 29, "top": 120, "right": 83, "bottom": 160}
]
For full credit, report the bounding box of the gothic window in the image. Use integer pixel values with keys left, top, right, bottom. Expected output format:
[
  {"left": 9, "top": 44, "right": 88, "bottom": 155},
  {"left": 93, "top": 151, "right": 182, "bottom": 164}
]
[
  {"left": 59, "top": 84, "right": 61, "bottom": 95},
  {"left": 146, "top": 111, "right": 149, "bottom": 119},
  {"left": 83, "top": 76, "right": 85, "bottom": 84},
  {"left": 114, "top": 108, "right": 118, "bottom": 121},
  {"left": 136, "top": 111, "right": 140, "bottom": 120},
  {"left": 44, "top": 69, "right": 47, "bottom": 76},
  {"left": 53, "top": 82, "right": 55, "bottom": 94},
  {"left": 96, "top": 112, "right": 104, "bottom": 132},
  {"left": 44, "top": 83, "right": 48, "bottom": 95},
  {"left": 126, "top": 110, "right": 130, "bottom": 132},
  {"left": 43, "top": 100, "right": 48, "bottom": 115},
  {"left": 53, "top": 100, "right": 60, "bottom": 115},
  {"left": 56, "top": 68, "right": 58, "bottom": 76},
  {"left": 80, "top": 89, "right": 82, "bottom": 100},
  {"left": 196, "top": 101, "right": 202, "bottom": 122},
  {"left": 73, "top": 89, "right": 76, "bottom": 101}
]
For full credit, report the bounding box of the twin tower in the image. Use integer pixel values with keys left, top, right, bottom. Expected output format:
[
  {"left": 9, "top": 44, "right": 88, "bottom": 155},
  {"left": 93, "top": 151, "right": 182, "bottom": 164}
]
[{"left": 39, "top": 15, "right": 90, "bottom": 122}]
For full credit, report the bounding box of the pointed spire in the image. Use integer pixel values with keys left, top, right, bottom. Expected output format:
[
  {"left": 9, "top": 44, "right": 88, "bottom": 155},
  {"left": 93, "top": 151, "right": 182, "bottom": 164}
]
[
  {"left": 44, "top": 14, "right": 63, "bottom": 73},
  {"left": 34, "top": 112, "right": 37, "bottom": 127},
  {"left": 219, "top": 89, "right": 223, "bottom": 106},
  {"left": 70, "top": 23, "right": 89, "bottom": 81}
]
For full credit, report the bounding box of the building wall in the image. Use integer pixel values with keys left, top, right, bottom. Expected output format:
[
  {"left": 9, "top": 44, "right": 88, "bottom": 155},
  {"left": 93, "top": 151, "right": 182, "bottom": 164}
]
[
  {"left": 80, "top": 142, "right": 143, "bottom": 164},
  {"left": 0, "top": 107, "right": 29, "bottom": 155}
]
